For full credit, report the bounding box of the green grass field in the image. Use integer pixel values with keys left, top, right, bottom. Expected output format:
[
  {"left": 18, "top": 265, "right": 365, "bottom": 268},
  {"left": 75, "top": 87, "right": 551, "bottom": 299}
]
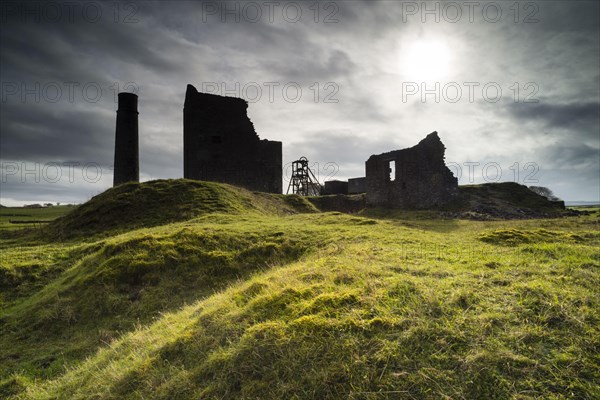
[
  {"left": 1, "top": 180, "right": 598, "bottom": 399},
  {"left": 0, "top": 206, "right": 75, "bottom": 230}
]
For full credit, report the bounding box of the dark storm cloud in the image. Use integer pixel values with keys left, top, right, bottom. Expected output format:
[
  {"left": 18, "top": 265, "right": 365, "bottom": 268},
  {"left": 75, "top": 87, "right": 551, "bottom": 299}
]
[
  {"left": 501, "top": 101, "right": 600, "bottom": 136},
  {"left": 542, "top": 144, "right": 599, "bottom": 169},
  {"left": 1, "top": 2, "right": 186, "bottom": 75},
  {"left": 256, "top": 49, "right": 357, "bottom": 83},
  {"left": 490, "top": 98, "right": 599, "bottom": 200},
  {"left": 0, "top": 101, "right": 114, "bottom": 163},
  {"left": 535, "top": 1, "right": 600, "bottom": 33},
  {"left": 288, "top": 131, "right": 394, "bottom": 165}
]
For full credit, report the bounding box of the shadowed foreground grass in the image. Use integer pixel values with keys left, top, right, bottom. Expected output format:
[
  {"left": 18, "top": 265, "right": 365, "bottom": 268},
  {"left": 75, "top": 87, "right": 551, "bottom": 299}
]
[{"left": 0, "top": 180, "right": 598, "bottom": 399}]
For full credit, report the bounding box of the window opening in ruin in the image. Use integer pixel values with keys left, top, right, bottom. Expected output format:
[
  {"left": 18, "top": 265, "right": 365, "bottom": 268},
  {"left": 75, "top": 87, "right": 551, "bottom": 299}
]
[{"left": 388, "top": 160, "right": 396, "bottom": 182}]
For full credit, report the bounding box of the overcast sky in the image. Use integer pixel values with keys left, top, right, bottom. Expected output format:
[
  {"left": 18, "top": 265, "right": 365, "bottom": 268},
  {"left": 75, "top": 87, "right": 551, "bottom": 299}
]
[{"left": 1, "top": 0, "right": 599, "bottom": 205}]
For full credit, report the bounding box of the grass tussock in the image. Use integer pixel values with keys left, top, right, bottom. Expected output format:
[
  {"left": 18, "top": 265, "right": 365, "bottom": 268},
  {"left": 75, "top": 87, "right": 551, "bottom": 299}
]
[{"left": 478, "top": 228, "right": 600, "bottom": 245}]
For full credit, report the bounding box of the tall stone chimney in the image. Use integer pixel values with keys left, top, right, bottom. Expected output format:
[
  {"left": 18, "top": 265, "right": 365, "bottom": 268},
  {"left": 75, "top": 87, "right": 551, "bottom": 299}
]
[{"left": 113, "top": 92, "right": 139, "bottom": 186}]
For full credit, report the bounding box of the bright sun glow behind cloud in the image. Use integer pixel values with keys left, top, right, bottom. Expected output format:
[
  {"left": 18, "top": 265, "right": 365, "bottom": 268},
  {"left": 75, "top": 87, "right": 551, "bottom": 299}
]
[{"left": 400, "top": 39, "right": 452, "bottom": 81}]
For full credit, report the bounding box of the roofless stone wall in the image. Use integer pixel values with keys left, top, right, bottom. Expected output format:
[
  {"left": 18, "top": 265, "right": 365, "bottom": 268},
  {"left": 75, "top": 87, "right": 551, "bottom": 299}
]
[
  {"left": 365, "top": 131, "right": 458, "bottom": 208},
  {"left": 183, "top": 84, "right": 282, "bottom": 193}
]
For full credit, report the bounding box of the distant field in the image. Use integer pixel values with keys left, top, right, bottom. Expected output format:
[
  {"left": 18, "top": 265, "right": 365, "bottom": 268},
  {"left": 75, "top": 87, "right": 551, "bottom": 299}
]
[
  {"left": 0, "top": 181, "right": 598, "bottom": 399},
  {"left": 569, "top": 204, "right": 600, "bottom": 211},
  {"left": 0, "top": 206, "right": 74, "bottom": 230}
]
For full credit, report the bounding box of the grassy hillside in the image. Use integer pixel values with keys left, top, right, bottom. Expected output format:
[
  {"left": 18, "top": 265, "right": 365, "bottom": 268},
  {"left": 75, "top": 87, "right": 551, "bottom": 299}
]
[
  {"left": 44, "top": 179, "right": 317, "bottom": 239},
  {"left": 445, "top": 182, "right": 569, "bottom": 219},
  {"left": 1, "top": 179, "right": 598, "bottom": 399}
]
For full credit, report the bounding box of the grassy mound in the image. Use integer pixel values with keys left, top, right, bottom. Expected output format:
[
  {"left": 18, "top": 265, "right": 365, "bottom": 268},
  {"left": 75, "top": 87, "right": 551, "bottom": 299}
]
[
  {"left": 45, "top": 179, "right": 317, "bottom": 239},
  {"left": 446, "top": 182, "right": 570, "bottom": 219},
  {"left": 1, "top": 213, "right": 343, "bottom": 383}
]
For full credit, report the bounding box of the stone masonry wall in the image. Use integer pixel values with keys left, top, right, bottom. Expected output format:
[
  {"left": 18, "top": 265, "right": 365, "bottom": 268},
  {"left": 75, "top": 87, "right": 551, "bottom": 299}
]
[
  {"left": 183, "top": 84, "right": 282, "bottom": 193},
  {"left": 365, "top": 131, "right": 458, "bottom": 208}
]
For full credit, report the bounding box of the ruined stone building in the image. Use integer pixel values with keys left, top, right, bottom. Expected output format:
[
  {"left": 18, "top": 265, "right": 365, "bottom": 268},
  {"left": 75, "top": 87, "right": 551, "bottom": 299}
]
[
  {"left": 322, "top": 180, "right": 348, "bottom": 195},
  {"left": 348, "top": 177, "right": 366, "bottom": 194},
  {"left": 365, "top": 131, "right": 458, "bottom": 208},
  {"left": 183, "top": 84, "right": 282, "bottom": 193},
  {"left": 113, "top": 93, "right": 139, "bottom": 186},
  {"left": 112, "top": 86, "right": 453, "bottom": 208}
]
